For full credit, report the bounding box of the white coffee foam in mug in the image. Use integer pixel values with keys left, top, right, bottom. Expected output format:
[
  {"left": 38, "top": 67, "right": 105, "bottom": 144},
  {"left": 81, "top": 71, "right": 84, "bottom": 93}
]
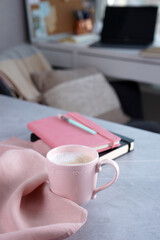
[{"left": 50, "top": 152, "right": 93, "bottom": 165}]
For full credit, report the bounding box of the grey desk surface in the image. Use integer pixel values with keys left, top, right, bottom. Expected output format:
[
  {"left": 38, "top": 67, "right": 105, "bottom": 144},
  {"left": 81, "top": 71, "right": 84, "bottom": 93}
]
[{"left": 0, "top": 95, "right": 160, "bottom": 240}]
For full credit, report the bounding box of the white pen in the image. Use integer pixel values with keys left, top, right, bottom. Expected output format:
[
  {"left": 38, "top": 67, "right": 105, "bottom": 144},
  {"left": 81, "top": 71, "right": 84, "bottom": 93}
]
[{"left": 58, "top": 114, "right": 97, "bottom": 135}]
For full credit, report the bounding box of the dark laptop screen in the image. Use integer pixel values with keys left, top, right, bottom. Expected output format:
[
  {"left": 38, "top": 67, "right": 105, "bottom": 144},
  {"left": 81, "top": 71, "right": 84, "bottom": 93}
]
[{"left": 101, "top": 6, "right": 158, "bottom": 45}]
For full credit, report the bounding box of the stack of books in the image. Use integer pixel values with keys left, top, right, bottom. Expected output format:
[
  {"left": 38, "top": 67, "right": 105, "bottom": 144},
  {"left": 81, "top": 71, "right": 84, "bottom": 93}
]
[
  {"left": 27, "top": 112, "right": 134, "bottom": 160},
  {"left": 140, "top": 46, "right": 160, "bottom": 59}
]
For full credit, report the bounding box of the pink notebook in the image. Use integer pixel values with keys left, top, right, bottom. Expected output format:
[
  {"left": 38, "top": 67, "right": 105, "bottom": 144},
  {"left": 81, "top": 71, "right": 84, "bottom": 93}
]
[{"left": 27, "top": 112, "right": 121, "bottom": 153}]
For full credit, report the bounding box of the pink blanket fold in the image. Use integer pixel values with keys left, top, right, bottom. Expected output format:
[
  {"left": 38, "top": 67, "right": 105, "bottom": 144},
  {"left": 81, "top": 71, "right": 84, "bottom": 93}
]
[{"left": 0, "top": 137, "right": 87, "bottom": 240}]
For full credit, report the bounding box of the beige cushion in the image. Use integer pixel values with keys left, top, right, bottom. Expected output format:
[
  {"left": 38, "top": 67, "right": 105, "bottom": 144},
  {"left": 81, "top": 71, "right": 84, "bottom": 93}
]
[
  {"left": 31, "top": 66, "right": 99, "bottom": 93},
  {"left": 41, "top": 73, "right": 130, "bottom": 124},
  {"left": 97, "top": 108, "right": 130, "bottom": 123}
]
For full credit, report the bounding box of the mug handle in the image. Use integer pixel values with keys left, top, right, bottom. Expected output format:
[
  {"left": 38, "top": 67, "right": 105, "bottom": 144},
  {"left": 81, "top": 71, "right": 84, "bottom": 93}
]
[{"left": 91, "top": 159, "right": 119, "bottom": 199}]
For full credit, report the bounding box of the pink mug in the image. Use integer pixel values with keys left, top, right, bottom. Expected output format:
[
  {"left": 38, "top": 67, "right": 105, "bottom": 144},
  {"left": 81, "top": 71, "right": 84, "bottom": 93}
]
[{"left": 46, "top": 145, "right": 119, "bottom": 205}]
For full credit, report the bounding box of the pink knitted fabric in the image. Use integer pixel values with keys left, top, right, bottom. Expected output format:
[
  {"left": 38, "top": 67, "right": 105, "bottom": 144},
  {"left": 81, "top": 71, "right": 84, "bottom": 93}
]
[{"left": 0, "top": 137, "right": 87, "bottom": 240}]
